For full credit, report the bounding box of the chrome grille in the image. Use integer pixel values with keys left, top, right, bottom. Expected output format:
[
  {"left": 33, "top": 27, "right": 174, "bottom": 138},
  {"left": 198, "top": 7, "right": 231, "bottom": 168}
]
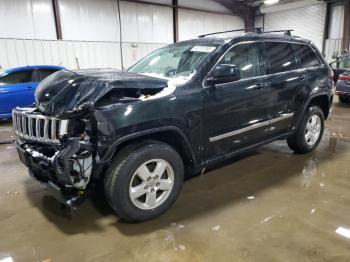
[{"left": 12, "top": 109, "right": 68, "bottom": 144}]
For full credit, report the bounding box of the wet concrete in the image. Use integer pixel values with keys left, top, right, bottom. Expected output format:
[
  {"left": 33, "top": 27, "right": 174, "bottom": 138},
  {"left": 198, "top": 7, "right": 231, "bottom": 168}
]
[{"left": 1, "top": 98, "right": 350, "bottom": 261}]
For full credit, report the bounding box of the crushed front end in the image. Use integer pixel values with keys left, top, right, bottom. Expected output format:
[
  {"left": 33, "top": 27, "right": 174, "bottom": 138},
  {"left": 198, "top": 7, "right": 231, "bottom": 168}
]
[
  {"left": 12, "top": 68, "right": 170, "bottom": 210},
  {"left": 13, "top": 107, "right": 95, "bottom": 209}
]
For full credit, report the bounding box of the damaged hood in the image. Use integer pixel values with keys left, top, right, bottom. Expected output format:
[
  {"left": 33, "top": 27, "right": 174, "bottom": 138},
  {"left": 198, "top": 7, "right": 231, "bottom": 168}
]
[{"left": 35, "top": 69, "right": 168, "bottom": 117}]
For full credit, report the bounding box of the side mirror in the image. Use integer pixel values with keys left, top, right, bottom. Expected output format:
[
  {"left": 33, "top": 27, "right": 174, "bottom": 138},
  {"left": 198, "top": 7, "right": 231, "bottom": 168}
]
[{"left": 207, "top": 64, "right": 241, "bottom": 86}]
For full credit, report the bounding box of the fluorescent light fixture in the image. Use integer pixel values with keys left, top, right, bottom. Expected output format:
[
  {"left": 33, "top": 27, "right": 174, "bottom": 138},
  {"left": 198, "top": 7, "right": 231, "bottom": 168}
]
[{"left": 264, "top": 0, "right": 279, "bottom": 5}]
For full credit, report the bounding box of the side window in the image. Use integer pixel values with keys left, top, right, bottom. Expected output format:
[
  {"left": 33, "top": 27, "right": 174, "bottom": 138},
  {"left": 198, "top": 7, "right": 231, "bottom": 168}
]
[
  {"left": 0, "top": 70, "right": 34, "bottom": 85},
  {"left": 37, "top": 68, "right": 59, "bottom": 81},
  {"left": 264, "top": 42, "right": 297, "bottom": 74},
  {"left": 293, "top": 44, "right": 321, "bottom": 68},
  {"left": 218, "top": 43, "right": 261, "bottom": 79}
]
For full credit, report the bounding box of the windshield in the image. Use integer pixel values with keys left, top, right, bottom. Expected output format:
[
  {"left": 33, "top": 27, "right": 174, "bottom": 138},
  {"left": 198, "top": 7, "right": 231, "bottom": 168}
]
[{"left": 128, "top": 44, "right": 218, "bottom": 80}]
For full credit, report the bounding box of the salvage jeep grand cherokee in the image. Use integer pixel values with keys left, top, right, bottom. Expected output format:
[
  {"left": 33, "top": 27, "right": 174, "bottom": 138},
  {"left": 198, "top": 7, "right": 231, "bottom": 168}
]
[{"left": 13, "top": 30, "right": 334, "bottom": 222}]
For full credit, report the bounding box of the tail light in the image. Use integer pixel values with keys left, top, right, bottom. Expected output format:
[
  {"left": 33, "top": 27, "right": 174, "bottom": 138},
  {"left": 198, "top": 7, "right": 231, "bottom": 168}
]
[{"left": 338, "top": 74, "right": 350, "bottom": 81}]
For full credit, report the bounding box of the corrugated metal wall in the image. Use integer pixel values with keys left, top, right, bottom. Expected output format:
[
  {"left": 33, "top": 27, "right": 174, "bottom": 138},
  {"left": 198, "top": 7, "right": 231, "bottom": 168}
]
[
  {"left": 178, "top": 9, "right": 244, "bottom": 40},
  {"left": 0, "top": 38, "right": 122, "bottom": 69},
  {"left": 324, "top": 4, "right": 345, "bottom": 62},
  {"left": 262, "top": 2, "right": 327, "bottom": 51},
  {"left": 0, "top": 0, "right": 56, "bottom": 40},
  {"left": 0, "top": 0, "right": 174, "bottom": 70},
  {"left": 257, "top": 1, "right": 346, "bottom": 63},
  {"left": 0, "top": 0, "right": 244, "bottom": 71}
]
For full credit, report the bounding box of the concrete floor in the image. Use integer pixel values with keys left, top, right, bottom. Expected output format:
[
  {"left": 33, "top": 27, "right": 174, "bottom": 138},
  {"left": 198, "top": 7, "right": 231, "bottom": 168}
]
[{"left": 1, "top": 98, "right": 350, "bottom": 262}]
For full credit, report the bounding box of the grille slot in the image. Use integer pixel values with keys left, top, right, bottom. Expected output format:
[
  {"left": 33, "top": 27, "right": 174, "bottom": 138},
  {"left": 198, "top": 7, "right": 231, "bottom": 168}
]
[{"left": 12, "top": 110, "right": 67, "bottom": 144}]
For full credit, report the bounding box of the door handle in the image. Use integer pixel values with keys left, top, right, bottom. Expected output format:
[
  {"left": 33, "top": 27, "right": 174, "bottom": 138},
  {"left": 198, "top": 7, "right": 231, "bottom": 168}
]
[
  {"left": 26, "top": 86, "right": 33, "bottom": 89},
  {"left": 299, "top": 75, "right": 307, "bottom": 81},
  {"left": 253, "top": 83, "right": 264, "bottom": 89}
]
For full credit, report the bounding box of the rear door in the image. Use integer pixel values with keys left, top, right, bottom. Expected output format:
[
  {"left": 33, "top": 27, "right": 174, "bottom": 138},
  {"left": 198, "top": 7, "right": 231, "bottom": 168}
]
[
  {"left": 202, "top": 42, "right": 270, "bottom": 159},
  {"left": 292, "top": 43, "right": 327, "bottom": 96},
  {"left": 0, "top": 69, "right": 36, "bottom": 114},
  {"left": 262, "top": 42, "right": 300, "bottom": 138}
]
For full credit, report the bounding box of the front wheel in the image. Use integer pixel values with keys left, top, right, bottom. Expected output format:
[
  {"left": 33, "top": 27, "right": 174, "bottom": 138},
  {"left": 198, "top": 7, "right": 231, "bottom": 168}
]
[
  {"left": 104, "top": 141, "right": 184, "bottom": 222},
  {"left": 287, "top": 106, "right": 324, "bottom": 154}
]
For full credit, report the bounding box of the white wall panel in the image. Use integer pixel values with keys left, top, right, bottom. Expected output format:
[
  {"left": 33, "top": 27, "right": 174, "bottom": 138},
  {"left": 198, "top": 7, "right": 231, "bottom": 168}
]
[
  {"left": 178, "top": 9, "right": 244, "bottom": 41},
  {"left": 324, "top": 4, "right": 346, "bottom": 63},
  {"left": 119, "top": 2, "right": 173, "bottom": 44},
  {"left": 0, "top": 39, "right": 121, "bottom": 70},
  {"left": 0, "top": 0, "right": 56, "bottom": 39},
  {"left": 328, "top": 4, "right": 344, "bottom": 40},
  {"left": 263, "top": 3, "right": 327, "bottom": 51},
  {"left": 179, "top": 0, "right": 231, "bottom": 13},
  {"left": 58, "top": 0, "right": 120, "bottom": 41},
  {"left": 324, "top": 39, "right": 343, "bottom": 62}
]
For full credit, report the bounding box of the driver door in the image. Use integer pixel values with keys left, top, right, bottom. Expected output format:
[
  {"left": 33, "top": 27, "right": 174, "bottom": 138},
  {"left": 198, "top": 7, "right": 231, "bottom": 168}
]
[{"left": 202, "top": 42, "right": 270, "bottom": 159}]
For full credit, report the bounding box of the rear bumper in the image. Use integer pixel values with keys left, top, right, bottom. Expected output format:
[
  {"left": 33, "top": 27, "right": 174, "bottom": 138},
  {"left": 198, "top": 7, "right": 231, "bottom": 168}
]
[
  {"left": 336, "top": 91, "right": 350, "bottom": 96},
  {"left": 336, "top": 81, "right": 350, "bottom": 96}
]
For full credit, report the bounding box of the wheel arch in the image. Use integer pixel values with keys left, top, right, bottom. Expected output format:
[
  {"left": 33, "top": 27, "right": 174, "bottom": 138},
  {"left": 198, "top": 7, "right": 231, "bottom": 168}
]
[
  {"left": 101, "top": 126, "right": 197, "bottom": 169},
  {"left": 308, "top": 94, "right": 330, "bottom": 119},
  {"left": 292, "top": 93, "right": 330, "bottom": 133}
]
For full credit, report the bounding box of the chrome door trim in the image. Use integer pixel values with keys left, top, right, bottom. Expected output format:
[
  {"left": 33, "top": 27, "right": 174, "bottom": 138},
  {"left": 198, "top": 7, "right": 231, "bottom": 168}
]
[
  {"left": 209, "top": 120, "right": 269, "bottom": 142},
  {"left": 269, "top": 113, "right": 294, "bottom": 124},
  {"left": 209, "top": 113, "right": 294, "bottom": 142}
]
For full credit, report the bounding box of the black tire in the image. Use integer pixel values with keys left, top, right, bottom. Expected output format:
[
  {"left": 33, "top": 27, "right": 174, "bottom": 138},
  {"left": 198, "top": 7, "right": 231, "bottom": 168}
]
[
  {"left": 287, "top": 106, "right": 324, "bottom": 154},
  {"left": 104, "top": 141, "right": 184, "bottom": 222},
  {"left": 339, "top": 95, "right": 349, "bottom": 103}
]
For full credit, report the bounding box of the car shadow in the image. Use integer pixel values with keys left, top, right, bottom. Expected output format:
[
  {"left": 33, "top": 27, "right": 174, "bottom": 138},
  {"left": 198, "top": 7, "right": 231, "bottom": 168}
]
[{"left": 24, "top": 135, "right": 346, "bottom": 236}]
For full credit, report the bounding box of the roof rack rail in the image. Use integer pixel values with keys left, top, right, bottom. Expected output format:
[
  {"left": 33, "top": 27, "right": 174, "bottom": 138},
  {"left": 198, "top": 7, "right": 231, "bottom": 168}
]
[
  {"left": 198, "top": 27, "right": 263, "bottom": 38},
  {"left": 262, "top": 30, "right": 294, "bottom": 36}
]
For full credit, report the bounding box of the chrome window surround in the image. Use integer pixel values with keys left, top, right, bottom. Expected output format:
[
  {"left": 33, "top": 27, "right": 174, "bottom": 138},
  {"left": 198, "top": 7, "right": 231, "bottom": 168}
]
[
  {"left": 12, "top": 108, "right": 68, "bottom": 144},
  {"left": 203, "top": 40, "right": 324, "bottom": 89},
  {"left": 209, "top": 113, "right": 294, "bottom": 142}
]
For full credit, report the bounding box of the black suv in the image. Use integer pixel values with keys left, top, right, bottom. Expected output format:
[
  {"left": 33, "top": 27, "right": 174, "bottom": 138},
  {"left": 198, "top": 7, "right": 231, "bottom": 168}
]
[{"left": 13, "top": 30, "right": 334, "bottom": 222}]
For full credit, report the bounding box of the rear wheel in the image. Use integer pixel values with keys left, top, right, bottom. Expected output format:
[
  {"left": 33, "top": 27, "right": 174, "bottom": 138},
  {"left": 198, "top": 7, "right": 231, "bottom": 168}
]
[
  {"left": 104, "top": 141, "right": 184, "bottom": 222},
  {"left": 339, "top": 95, "right": 349, "bottom": 103},
  {"left": 287, "top": 106, "right": 324, "bottom": 154}
]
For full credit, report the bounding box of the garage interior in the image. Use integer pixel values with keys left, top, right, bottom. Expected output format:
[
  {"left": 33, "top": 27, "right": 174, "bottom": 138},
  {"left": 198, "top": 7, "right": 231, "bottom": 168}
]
[{"left": 1, "top": 0, "right": 350, "bottom": 261}]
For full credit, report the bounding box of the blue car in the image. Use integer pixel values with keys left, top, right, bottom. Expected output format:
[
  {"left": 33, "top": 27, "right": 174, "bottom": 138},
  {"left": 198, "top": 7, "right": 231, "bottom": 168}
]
[{"left": 0, "top": 65, "right": 64, "bottom": 119}]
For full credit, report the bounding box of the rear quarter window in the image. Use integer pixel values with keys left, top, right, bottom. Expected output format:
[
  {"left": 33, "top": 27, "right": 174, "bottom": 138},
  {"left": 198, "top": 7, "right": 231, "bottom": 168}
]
[
  {"left": 293, "top": 44, "right": 321, "bottom": 68},
  {"left": 264, "top": 42, "right": 297, "bottom": 74}
]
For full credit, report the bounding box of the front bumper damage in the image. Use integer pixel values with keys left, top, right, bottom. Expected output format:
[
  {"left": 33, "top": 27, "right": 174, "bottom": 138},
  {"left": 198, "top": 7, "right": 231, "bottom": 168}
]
[
  {"left": 17, "top": 137, "right": 94, "bottom": 209},
  {"left": 13, "top": 107, "right": 96, "bottom": 209}
]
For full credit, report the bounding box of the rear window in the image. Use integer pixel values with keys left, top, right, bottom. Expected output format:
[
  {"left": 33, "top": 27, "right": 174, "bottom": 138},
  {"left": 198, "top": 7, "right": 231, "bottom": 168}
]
[
  {"left": 293, "top": 44, "right": 320, "bottom": 68},
  {"left": 264, "top": 42, "right": 297, "bottom": 74}
]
